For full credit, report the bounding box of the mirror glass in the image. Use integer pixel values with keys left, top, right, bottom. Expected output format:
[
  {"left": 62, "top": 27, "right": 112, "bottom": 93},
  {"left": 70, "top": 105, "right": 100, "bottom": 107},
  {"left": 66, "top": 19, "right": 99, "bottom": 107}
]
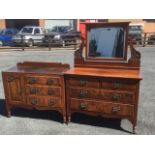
[{"left": 87, "top": 27, "right": 125, "bottom": 59}]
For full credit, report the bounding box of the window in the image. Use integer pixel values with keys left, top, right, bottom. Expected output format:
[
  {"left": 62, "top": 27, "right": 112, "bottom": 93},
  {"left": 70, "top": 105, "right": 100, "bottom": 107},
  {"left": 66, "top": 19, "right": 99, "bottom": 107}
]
[
  {"left": 21, "top": 28, "right": 33, "bottom": 34},
  {"left": 5, "top": 30, "right": 12, "bottom": 35},
  {"left": 34, "top": 28, "right": 40, "bottom": 34}
]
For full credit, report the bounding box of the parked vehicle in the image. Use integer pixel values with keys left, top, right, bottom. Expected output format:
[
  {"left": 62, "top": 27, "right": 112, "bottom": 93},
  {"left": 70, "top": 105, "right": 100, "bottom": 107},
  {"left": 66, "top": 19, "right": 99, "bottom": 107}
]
[
  {"left": 0, "top": 28, "right": 19, "bottom": 46},
  {"left": 12, "top": 26, "right": 45, "bottom": 47},
  {"left": 147, "top": 33, "right": 155, "bottom": 44},
  {"left": 128, "top": 24, "right": 143, "bottom": 44},
  {"left": 43, "top": 26, "right": 81, "bottom": 47}
]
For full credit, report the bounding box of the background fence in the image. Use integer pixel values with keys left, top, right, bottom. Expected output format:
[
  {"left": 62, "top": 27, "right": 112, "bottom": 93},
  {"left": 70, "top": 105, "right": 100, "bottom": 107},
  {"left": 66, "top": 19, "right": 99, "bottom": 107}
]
[
  {"left": 0, "top": 35, "right": 82, "bottom": 51},
  {"left": 130, "top": 32, "right": 155, "bottom": 47},
  {"left": 1, "top": 32, "right": 155, "bottom": 51}
]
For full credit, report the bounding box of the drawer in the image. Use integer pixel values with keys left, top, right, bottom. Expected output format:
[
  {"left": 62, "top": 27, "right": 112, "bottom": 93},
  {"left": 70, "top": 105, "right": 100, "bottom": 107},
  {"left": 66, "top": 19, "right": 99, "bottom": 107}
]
[
  {"left": 101, "top": 79, "right": 137, "bottom": 90},
  {"left": 100, "top": 90, "right": 135, "bottom": 104},
  {"left": 70, "top": 87, "right": 100, "bottom": 100},
  {"left": 70, "top": 98, "right": 134, "bottom": 117},
  {"left": 69, "top": 78, "right": 100, "bottom": 88},
  {"left": 70, "top": 98, "right": 102, "bottom": 113},
  {"left": 27, "top": 96, "right": 62, "bottom": 108},
  {"left": 103, "top": 102, "right": 134, "bottom": 117},
  {"left": 70, "top": 87, "right": 135, "bottom": 104},
  {"left": 25, "top": 75, "right": 61, "bottom": 86},
  {"left": 26, "top": 86, "right": 61, "bottom": 97}
]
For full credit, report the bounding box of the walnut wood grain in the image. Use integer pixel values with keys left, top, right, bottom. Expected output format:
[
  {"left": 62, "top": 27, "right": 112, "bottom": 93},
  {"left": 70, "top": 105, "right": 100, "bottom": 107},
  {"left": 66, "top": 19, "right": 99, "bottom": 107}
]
[{"left": 2, "top": 62, "right": 69, "bottom": 123}]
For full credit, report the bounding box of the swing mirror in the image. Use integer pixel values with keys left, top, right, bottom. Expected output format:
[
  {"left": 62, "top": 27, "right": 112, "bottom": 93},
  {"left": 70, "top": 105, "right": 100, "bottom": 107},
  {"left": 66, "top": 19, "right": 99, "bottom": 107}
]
[{"left": 85, "top": 23, "right": 129, "bottom": 62}]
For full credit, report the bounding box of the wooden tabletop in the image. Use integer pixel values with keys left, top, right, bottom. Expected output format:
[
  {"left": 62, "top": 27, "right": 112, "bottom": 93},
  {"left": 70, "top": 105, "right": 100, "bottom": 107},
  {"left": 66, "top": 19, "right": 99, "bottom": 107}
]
[
  {"left": 2, "top": 66, "right": 68, "bottom": 75},
  {"left": 64, "top": 67, "right": 142, "bottom": 80}
]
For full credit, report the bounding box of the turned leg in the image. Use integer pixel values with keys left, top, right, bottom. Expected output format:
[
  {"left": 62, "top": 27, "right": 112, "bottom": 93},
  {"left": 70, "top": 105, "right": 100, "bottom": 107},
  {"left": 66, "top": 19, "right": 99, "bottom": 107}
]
[
  {"left": 63, "top": 116, "right": 67, "bottom": 124},
  {"left": 5, "top": 101, "right": 11, "bottom": 117},
  {"left": 6, "top": 106, "right": 11, "bottom": 117},
  {"left": 132, "top": 125, "right": 137, "bottom": 134},
  {"left": 68, "top": 116, "right": 71, "bottom": 123}
]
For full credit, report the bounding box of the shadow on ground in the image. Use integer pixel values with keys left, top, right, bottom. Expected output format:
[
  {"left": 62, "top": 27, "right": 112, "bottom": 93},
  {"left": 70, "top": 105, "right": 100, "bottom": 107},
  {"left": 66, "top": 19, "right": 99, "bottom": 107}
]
[{"left": 0, "top": 99, "right": 132, "bottom": 134}]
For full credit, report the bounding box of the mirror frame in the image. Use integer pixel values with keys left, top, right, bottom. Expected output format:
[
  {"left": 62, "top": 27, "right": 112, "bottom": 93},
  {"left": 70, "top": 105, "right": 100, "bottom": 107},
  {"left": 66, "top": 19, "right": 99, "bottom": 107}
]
[{"left": 85, "top": 22, "right": 130, "bottom": 63}]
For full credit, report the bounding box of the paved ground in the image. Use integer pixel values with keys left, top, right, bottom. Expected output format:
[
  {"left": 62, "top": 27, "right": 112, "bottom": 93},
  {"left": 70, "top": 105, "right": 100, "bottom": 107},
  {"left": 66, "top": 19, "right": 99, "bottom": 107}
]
[{"left": 0, "top": 47, "right": 155, "bottom": 135}]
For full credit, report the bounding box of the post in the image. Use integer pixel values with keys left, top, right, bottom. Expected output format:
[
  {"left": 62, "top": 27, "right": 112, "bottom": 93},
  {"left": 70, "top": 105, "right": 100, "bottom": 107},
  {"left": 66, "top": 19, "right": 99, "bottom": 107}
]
[
  {"left": 48, "top": 36, "right": 51, "bottom": 51},
  {"left": 74, "top": 38, "right": 76, "bottom": 50},
  {"left": 21, "top": 35, "right": 25, "bottom": 51},
  {"left": 143, "top": 33, "right": 147, "bottom": 47}
]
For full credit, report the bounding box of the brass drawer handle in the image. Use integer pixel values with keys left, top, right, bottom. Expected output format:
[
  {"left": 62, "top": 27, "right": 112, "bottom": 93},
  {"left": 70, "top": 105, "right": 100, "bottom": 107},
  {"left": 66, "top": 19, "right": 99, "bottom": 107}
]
[
  {"left": 31, "top": 98, "right": 38, "bottom": 105},
  {"left": 30, "top": 87, "right": 37, "bottom": 94},
  {"left": 80, "top": 80, "right": 87, "bottom": 86},
  {"left": 80, "top": 102, "right": 87, "bottom": 109},
  {"left": 114, "top": 82, "right": 121, "bottom": 89},
  {"left": 112, "top": 106, "right": 121, "bottom": 113},
  {"left": 47, "top": 78, "right": 55, "bottom": 85},
  {"left": 112, "top": 93, "right": 121, "bottom": 101},
  {"left": 28, "top": 77, "right": 37, "bottom": 84},
  {"left": 8, "top": 75, "right": 15, "bottom": 82},
  {"left": 48, "top": 99, "right": 56, "bottom": 106},
  {"left": 48, "top": 88, "right": 54, "bottom": 95},
  {"left": 79, "top": 90, "right": 88, "bottom": 98}
]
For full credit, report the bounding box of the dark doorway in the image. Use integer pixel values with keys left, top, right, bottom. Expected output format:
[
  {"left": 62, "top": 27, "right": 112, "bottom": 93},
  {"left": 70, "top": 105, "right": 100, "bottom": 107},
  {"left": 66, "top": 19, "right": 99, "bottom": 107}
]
[{"left": 5, "top": 19, "right": 39, "bottom": 30}]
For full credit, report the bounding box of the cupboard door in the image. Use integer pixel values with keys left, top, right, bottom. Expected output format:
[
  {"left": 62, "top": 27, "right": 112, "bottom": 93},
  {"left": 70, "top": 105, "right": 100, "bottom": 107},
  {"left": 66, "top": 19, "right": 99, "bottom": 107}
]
[{"left": 5, "top": 73, "right": 24, "bottom": 105}]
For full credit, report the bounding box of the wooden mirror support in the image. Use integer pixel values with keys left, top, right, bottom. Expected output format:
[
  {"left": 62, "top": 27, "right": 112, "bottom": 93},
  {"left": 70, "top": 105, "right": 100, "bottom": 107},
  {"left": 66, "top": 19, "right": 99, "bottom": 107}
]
[{"left": 74, "top": 22, "right": 141, "bottom": 70}]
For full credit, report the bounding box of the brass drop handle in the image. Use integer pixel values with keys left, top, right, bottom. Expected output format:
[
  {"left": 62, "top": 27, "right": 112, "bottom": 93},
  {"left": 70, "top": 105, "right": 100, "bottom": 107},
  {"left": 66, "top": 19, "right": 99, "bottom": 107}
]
[
  {"left": 47, "top": 78, "right": 55, "bottom": 85},
  {"left": 8, "top": 75, "right": 15, "bottom": 82},
  {"left": 48, "top": 88, "right": 54, "bottom": 95},
  {"left": 80, "top": 102, "right": 87, "bottom": 109},
  {"left": 28, "top": 77, "right": 37, "bottom": 84},
  {"left": 80, "top": 80, "right": 87, "bottom": 86},
  {"left": 114, "top": 82, "right": 121, "bottom": 89},
  {"left": 48, "top": 99, "right": 56, "bottom": 106},
  {"left": 79, "top": 90, "right": 88, "bottom": 98},
  {"left": 112, "top": 93, "right": 121, "bottom": 101},
  {"left": 30, "top": 87, "right": 37, "bottom": 94},
  {"left": 112, "top": 106, "right": 121, "bottom": 113},
  {"left": 31, "top": 98, "right": 38, "bottom": 105}
]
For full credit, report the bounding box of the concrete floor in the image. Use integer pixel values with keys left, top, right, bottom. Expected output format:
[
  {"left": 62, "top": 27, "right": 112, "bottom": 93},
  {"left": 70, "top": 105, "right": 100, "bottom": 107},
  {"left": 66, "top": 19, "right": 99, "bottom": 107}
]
[{"left": 0, "top": 47, "right": 155, "bottom": 135}]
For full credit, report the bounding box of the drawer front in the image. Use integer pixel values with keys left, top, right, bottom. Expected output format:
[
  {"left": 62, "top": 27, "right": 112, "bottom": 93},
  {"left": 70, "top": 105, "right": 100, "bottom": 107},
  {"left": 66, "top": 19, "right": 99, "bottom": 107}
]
[
  {"left": 101, "top": 79, "right": 137, "bottom": 91},
  {"left": 70, "top": 98, "right": 134, "bottom": 117},
  {"left": 70, "top": 98, "right": 102, "bottom": 113},
  {"left": 26, "top": 86, "right": 61, "bottom": 97},
  {"left": 100, "top": 90, "right": 135, "bottom": 104},
  {"left": 25, "top": 75, "right": 61, "bottom": 86},
  {"left": 27, "top": 96, "right": 62, "bottom": 108},
  {"left": 69, "top": 78, "right": 100, "bottom": 88},
  {"left": 103, "top": 103, "right": 134, "bottom": 117},
  {"left": 70, "top": 87, "right": 100, "bottom": 100},
  {"left": 70, "top": 87, "right": 135, "bottom": 104}
]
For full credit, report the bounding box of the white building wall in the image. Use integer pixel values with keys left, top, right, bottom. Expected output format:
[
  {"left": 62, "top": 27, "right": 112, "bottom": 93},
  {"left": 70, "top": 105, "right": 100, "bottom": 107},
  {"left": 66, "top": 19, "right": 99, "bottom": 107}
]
[{"left": 44, "top": 19, "right": 74, "bottom": 29}]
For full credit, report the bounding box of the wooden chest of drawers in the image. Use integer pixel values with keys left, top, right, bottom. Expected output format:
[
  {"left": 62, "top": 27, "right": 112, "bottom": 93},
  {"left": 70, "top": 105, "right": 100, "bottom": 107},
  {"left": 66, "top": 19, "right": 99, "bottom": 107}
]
[
  {"left": 65, "top": 67, "right": 141, "bottom": 133},
  {"left": 2, "top": 62, "right": 70, "bottom": 123}
]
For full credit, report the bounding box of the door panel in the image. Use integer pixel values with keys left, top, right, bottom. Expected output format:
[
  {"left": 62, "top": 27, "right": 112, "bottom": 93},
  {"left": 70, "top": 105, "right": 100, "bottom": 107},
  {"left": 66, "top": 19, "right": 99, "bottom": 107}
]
[{"left": 6, "top": 74, "right": 24, "bottom": 105}]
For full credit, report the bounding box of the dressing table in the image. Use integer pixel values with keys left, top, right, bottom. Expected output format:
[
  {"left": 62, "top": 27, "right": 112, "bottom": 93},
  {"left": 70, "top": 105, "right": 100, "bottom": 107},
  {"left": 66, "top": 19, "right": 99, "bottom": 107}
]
[{"left": 64, "top": 22, "right": 142, "bottom": 133}]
